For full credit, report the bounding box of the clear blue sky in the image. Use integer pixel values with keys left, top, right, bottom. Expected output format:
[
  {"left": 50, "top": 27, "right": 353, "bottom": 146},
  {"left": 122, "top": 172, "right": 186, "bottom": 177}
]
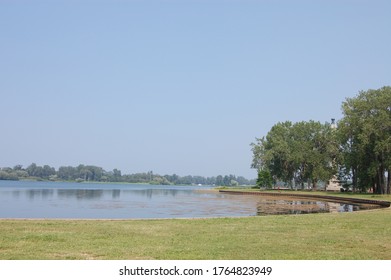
[{"left": 1, "top": 0, "right": 390, "bottom": 178}]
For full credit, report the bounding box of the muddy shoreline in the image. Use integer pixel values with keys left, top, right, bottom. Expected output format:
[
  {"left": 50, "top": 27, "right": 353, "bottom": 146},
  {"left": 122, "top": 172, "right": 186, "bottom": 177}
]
[{"left": 219, "top": 190, "right": 391, "bottom": 208}]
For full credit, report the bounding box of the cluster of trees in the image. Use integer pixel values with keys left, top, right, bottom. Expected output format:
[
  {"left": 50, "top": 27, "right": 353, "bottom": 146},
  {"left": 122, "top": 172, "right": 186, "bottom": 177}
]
[
  {"left": 0, "top": 164, "right": 255, "bottom": 186},
  {"left": 251, "top": 86, "right": 391, "bottom": 194},
  {"left": 251, "top": 120, "right": 337, "bottom": 190}
]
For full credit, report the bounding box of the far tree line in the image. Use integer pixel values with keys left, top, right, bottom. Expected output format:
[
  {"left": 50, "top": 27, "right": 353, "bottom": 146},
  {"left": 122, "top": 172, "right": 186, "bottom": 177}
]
[
  {"left": 251, "top": 86, "right": 391, "bottom": 194},
  {"left": 0, "top": 163, "right": 255, "bottom": 186}
]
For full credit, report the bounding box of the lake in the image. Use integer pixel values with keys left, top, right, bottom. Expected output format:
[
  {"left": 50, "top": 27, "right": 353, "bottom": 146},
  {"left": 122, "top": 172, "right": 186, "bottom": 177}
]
[{"left": 0, "top": 181, "right": 377, "bottom": 219}]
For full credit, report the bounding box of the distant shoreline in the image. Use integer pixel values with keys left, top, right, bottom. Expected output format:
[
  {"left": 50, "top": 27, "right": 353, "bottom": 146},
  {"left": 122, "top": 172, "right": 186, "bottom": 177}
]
[
  {"left": 0, "top": 178, "right": 219, "bottom": 187},
  {"left": 0, "top": 164, "right": 256, "bottom": 186}
]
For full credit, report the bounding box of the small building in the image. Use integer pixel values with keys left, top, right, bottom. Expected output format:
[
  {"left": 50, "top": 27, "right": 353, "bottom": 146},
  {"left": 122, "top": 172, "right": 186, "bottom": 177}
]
[{"left": 326, "top": 175, "right": 342, "bottom": 192}]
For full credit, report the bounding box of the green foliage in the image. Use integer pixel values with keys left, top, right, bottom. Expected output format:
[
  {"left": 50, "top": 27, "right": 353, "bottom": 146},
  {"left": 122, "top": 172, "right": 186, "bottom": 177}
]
[
  {"left": 256, "top": 170, "right": 273, "bottom": 189},
  {"left": 252, "top": 86, "right": 390, "bottom": 194},
  {"left": 0, "top": 170, "right": 19, "bottom": 181},
  {"left": 26, "top": 163, "right": 56, "bottom": 179},
  {"left": 252, "top": 120, "right": 337, "bottom": 189},
  {"left": 337, "top": 86, "right": 391, "bottom": 194}
]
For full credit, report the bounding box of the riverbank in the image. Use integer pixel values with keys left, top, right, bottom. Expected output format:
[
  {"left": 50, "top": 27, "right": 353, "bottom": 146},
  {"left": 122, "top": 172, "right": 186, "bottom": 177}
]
[
  {"left": 219, "top": 189, "right": 391, "bottom": 207},
  {"left": 1, "top": 193, "right": 390, "bottom": 259}
]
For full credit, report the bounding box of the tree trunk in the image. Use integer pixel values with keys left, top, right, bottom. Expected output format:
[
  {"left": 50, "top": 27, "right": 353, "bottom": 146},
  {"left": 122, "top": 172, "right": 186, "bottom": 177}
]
[
  {"left": 379, "top": 157, "right": 386, "bottom": 194},
  {"left": 375, "top": 167, "right": 385, "bottom": 194},
  {"left": 380, "top": 166, "right": 385, "bottom": 194},
  {"left": 312, "top": 179, "right": 317, "bottom": 190},
  {"left": 382, "top": 170, "right": 386, "bottom": 194},
  {"left": 387, "top": 169, "right": 390, "bottom": 195},
  {"left": 352, "top": 167, "right": 357, "bottom": 193}
]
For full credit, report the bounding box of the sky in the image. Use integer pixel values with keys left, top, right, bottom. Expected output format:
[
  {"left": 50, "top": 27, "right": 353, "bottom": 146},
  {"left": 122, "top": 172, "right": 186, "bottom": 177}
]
[{"left": 1, "top": 0, "right": 390, "bottom": 179}]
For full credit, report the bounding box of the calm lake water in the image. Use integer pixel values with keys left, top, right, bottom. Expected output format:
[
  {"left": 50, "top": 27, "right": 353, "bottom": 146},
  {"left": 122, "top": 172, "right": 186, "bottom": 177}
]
[{"left": 0, "top": 181, "right": 376, "bottom": 219}]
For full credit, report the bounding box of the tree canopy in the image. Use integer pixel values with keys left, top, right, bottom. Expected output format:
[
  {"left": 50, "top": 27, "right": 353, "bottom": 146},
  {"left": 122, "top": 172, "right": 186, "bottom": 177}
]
[
  {"left": 251, "top": 86, "right": 391, "bottom": 194},
  {"left": 251, "top": 120, "right": 337, "bottom": 189},
  {"left": 337, "top": 86, "right": 391, "bottom": 194}
]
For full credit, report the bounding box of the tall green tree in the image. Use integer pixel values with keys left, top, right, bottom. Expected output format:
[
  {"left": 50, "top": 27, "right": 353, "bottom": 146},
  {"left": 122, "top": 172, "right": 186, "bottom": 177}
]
[
  {"left": 338, "top": 86, "right": 391, "bottom": 194},
  {"left": 251, "top": 121, "right": 296, "bottom": 186},
  {"left": 292, "top": 121, "right": 338, "bottom": 189}
]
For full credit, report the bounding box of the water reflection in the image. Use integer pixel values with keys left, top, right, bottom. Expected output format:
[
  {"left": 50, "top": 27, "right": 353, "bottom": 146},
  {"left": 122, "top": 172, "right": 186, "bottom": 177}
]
[
  {"left": 26, "top": 189, "right": 54, "bottom": 200},
  {"left": 122, "top": 188, "right": 182, "bottom": 199},
  {"left": 255, "top": 197, "right": 373, "bottom": 215},
  {"left": 57, "top": 189, "right": 104, "bottom": 200},
  {"left": 112, "top": 189, "right": 120, "bottom": 199},
  {"left": 9, "top": 188, "right": 185, "bottom": 201}
]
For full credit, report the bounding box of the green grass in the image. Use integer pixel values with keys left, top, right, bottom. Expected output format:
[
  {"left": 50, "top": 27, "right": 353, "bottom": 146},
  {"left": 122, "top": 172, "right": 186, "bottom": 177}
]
[{"left": 1, "top": 194, "right": 390, "bottom": 260}]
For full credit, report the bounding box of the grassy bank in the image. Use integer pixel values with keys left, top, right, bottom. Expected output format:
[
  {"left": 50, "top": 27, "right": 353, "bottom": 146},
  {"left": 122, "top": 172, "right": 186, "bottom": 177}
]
[{"left": 1, "top": 194, "right": 390, "bottom": 260}]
